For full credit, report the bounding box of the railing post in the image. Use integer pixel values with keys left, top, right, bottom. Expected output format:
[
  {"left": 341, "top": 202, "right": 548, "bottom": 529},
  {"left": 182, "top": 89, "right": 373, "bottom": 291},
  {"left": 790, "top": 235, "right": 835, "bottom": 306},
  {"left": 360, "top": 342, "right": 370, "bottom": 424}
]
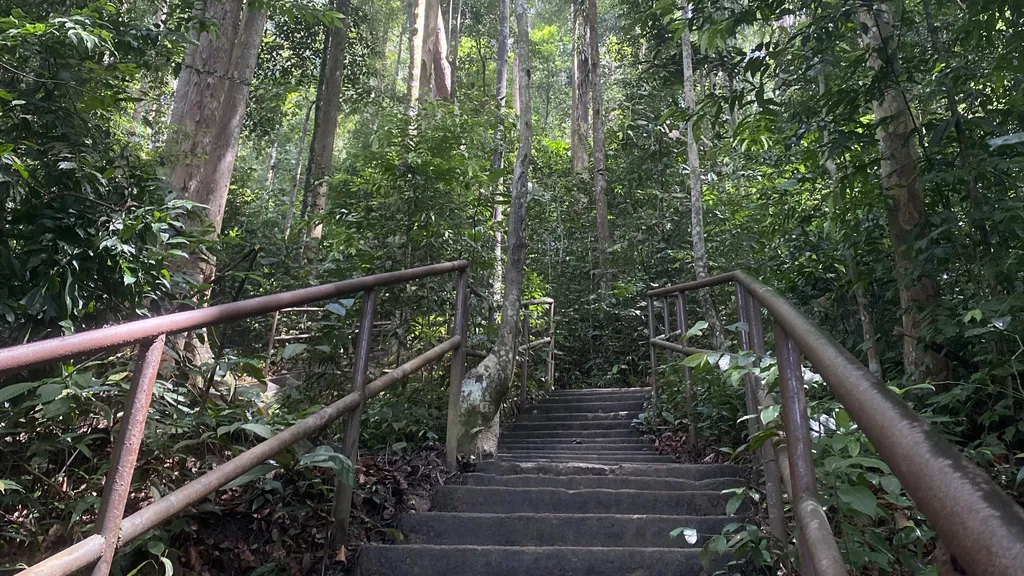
[
  {"left": 774, "top": 322, "right": 846, "bottom": 576},
  {"left": 331, "top": 289, "right": 377, "bottom": 551},
  {"left": 92, "top": 335, "right": 166, "bottom": 576},
  {"left": 646, "top": 296, "right": 659, "bottom": 409},
  {"left": 446, "top": 270, "right": 469, "bottom": 470},
  {"left": 519, "top": 310, "right": 530, "bottom": 412},
  {"left": 546, "top": 302, "right": 555, "bottom": 389},
  {"left": 674, "top": 292, "right": 698, "bottom": 451},
  {"left": 736, "top": 285, "right": 787, "bottom": 549}
]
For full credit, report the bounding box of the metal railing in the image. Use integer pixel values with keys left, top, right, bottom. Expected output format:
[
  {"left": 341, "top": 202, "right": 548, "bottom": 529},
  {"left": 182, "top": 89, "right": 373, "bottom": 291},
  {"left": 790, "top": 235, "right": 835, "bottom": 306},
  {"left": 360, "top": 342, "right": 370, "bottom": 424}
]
[
  {"left": 646, "top": 271, "right": 1024, "bottom": 576},
  {"left": 0, "top": 261, "right": 471, "bottom": 576},
  {"left": 518, "top": 298, "right": 556, "bottom": 411}
]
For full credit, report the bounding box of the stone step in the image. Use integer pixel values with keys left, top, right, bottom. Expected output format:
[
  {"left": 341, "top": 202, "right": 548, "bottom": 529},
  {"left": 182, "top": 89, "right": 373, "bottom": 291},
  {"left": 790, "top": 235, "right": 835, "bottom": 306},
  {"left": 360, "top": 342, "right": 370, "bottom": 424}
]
[
  {"left": 356, "top": 545, "right": 707, "bottom": 576},
  {"left": 431, "top": 486, "right": 734, "bottom": 516},
  {"left": 501, "top": 428, "right": 640, "bottom": 439},
  {"left": 499, "top": 443, "right": 656, "bottom": 453},
  {"left": 499, "top": 453, "right": 676, "bottom": 463},
  {"left": 517, "top": 411, "right": 636, "bottom": 423},
  {"left": 462, "top": 473, "right": 744, "bottom": 492},
  {"left": 509, "top": 420, "right": 634, "bottom": 431},
  {"left": 523, "top": 400, "right": 644, "bottom": 415},
  {"left": 397, "top": 512, "right": 733, "bottom": 548},
  {"left": 500, "top": 437, "right": 650, "bottom": 447},
  {"left": 546, "top": 387, "right": 652, "bottom": 397},
  {"left": 473, "top": 461, "right": 743, "bottom": 480}
]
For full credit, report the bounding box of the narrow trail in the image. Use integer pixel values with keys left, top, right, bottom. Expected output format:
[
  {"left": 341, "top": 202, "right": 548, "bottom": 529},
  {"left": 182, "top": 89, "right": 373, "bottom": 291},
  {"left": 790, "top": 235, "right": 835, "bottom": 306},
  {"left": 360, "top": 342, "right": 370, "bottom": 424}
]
[{"left": 357, "top": 387, "right": 743, "bottom": 575}]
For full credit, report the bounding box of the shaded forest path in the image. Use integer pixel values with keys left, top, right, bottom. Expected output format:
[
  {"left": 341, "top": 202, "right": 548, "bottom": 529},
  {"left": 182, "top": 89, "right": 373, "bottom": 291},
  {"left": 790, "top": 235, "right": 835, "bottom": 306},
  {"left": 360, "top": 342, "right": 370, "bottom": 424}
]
[{"left": 356, "top": 388, "right": 744, "bottom": 575}]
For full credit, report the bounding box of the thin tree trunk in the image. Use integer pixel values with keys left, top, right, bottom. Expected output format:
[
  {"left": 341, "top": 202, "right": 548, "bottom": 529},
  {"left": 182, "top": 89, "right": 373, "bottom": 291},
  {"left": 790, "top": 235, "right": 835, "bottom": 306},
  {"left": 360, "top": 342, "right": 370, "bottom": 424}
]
[
  {"left": 819, "top": 68, "right": 883, "bottom": 379},
  {"left": 921, "top": 0, "right": 995, "bottom": 296},
  {"left": 264, "top": 138, "right": 278, "bottom": 190},
  {"left": 681, "top": 3, "right": 724, "bottom": 349},
  {"left": 418, "top": 0, "right": 439, "bottom": 102},
  {"left": 303, "top": 0, "right": 351, "bottom": 245},
  {"left": 457, "top": 0, "right": 532, "bottom": 457},
  {"left": 858, "top": 3, "right": 947, "bottom": 381},
  {"left": 570, "top": 0, "right": 590, "bottom": 173},
  {"left": 449, "top": 0, "right": 463, "bottom": 101},
  {"left": 406, "top": 0, "right": 420, "bottom": 108},
  {"left": 490, "top": 0, "right": 510, "bottom": 322},
  {"left": 283, "top": 100, "right": 314, "bottom": 240},
  {"left": 394, "top": 3, "right": 408, "bottom": 99},
  {"left": 587, "top": 0, "right": 612, "bottom": 287}
]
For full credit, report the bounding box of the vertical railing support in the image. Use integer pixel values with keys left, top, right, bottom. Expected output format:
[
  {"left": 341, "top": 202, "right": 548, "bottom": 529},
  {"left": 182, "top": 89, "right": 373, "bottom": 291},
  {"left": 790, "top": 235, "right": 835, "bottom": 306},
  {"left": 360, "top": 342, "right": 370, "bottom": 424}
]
[
  {"left": 736, "top": 285, "right": 788, "bottom": 548},
  {"left": 446, "top": 270, "right": 469, "bottom": 470},
  {"left": 546, "top": 302, "right": 555, "bottom": 389},
  {"left": 331, "top": 289, "right": 377, "bottom": 551},
  {"left": 92, "top": 335, "right": 166, "bottom": 576},
  {"left": 646, "top": 296, "right": 659, "bottom": 409},
  {"left": 674, "top": 292, "right": 698, "bottom": 451},
  {"left": 519, "top": 311, "right": 530, "bottom": 412},
  {"left": 774, "top": 322, "right": 847, "bottom": 576}
]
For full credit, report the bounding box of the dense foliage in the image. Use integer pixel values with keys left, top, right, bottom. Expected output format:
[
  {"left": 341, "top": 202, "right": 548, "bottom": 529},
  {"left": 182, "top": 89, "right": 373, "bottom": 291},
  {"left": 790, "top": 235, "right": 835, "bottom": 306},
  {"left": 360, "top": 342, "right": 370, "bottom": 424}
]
[{"left": 2, "top": 0, "right": 1022, "bottom": 574}]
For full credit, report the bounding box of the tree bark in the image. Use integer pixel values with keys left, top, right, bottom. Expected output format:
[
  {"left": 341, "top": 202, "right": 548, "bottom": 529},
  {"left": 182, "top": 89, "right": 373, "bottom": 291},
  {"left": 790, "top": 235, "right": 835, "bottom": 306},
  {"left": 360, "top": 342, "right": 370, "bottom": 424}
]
[
  {"left": 921, "top": 0, "right": 995, "bottom": 296},
  {"left": 489, "top": 0, "right": 511, "bottom": 322},
  {"left": 570, "top": 0, "right": 590, "bottom": 173},
  {"left": 432, "top": 8, "right": 452, "bottom": 100},
  {"left": 166, "top": 0, "right": 267, "bottom": 373},
  {"left": 303, "top": 0, "right": 351, "bottom": 244},
  {"left": 457, "top": 0, "right": 532, "bottom": 457},
  {"left": 587, "top": 0, "right": 612, "bottom": 286},
  {"left": 448, "top": 0, "right": 462, "bottom": 101},
  {"left": 409, "top": 0, "right": 439, "bottom": 107},
  {"left": 858, "top": 3, "right": 947, "bottom": 381},
  {"left": 283, "top": 100, "right": 314, "bottom": 240},
  {"left": 681, "top": 4, "right": 724, "bottom": 349}
]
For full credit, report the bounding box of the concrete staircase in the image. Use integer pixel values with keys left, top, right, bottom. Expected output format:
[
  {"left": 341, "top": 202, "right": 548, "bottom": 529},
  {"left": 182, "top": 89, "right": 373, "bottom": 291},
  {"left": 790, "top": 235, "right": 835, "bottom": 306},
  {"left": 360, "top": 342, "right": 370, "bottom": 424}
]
[{"left": 357, "top": 388, "right": 743, "bottom": 575}]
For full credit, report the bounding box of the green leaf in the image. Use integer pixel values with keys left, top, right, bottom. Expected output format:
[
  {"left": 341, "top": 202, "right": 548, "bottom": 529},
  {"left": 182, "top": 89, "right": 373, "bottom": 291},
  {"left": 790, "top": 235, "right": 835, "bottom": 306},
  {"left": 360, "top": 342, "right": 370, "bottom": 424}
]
[
  {"left": 670, "top": 526, "right": 699, "bottom": 544},
  {"left": 879, "top": 475, "right": 901, "bottom": 495},
  {"left": 282, "top": 343, "right": 308, "bottom": 359},
  {"left": 837, "top": 484, "right": 878, "bottom": 518},
  {"left": 684, "top": 321, "right": 708, "bottom": 338},
  {"left": 240, "top": 423, "right": 274, "bottom": 439},
  {"left": 147, "top": 541, "right": 165, "bottom": 556},
  {"left": 0, "top": 479, "right": 25, "bottom": 493},
  {"left": 0, "top": 381, "right": 45, "bottom": 403},
  {"left": 160, "top": 557, "right": 173, "bottom": 576},
  {"left": 681, "top": 353, "right": 707, "bottom": 367},
  {"left": 759, "top": 404, "right": 780, "bottom": 425},
  {"left": 223, "top": 463, "right": 280, "bottom": 489},
  {"left": 1015, "top": 466, "right": 1024, "bottom": 488},
  {"left": 725, "top": 493, "right": 745, "bottom": 516}
]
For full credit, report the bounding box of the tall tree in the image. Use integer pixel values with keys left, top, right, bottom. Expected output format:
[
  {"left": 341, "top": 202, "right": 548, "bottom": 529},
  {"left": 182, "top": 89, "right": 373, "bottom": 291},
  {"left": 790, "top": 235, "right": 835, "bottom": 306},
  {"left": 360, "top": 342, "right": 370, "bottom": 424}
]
[
  {"left": 303, "top": 0, "right": 351, "bottom": 244},
  {"left": 490, "top": 0, "right": 511, "bottom": 319},
  {"left": 570, "top": 0, "right": 590, "bottom": 173},
  {"left": 680, "top": 3, "right": 724, "bottom": 348},
  {"left": 166, "top": 0, "right": 268, "bottom": 368},
  {"left": 408, "top": 0, "right": 439, "bottom": 108},
  {"left": 433, "top": 9, "right": 452, "bottom": 99},
  {"left": 456, "top": 0, "right": 532, "bottom": 456},
  {"left": 857, "top": 2, "right": 947, "bottom": 380},
  {"left": 587, "top": 0, "right": 612, "bottom": 283},
  {"left": 448, "top": 0, "right": 463, "bottom": 101}
]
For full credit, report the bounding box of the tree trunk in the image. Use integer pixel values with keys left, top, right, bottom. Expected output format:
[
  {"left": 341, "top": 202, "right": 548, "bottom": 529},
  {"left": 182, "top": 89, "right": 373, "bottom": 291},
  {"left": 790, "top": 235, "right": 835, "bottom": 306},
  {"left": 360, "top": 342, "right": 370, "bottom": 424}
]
[
  {"left": 166, "top": 1, "right": 266, "bottom": 373},
  {"left": 586, "top": 0, "right": 612, "bottom": 287},
  {"left": 303, "top": 0, "right": 351, "bottom": 244},
  {"left": 512, "top": 54, "right": 520, "bottom": 115},
  {"left": 283, "top": 100, "right": 314, "bottom": 240},
  {"left": 449, "top": 0, "right": 462, "bottom": 101},
  {"left": 264, "top": 138, "right": 278, "bottom": 191},
  {"left": 457, "top": 0, "right": 532, "bottom": 457},
  {"left": 570, "top": 0, "right": 590, "bottom": 173},
  {"left": 681, "top": 4, "right": 724, "bottom": 349},
  {"left": 489, "top": 0, "right": 510, "bottom": 323},
  {"left": 858, "top": 3, "right": 947, "bottom": 381},
  {"left": 406, "top": 0, "right": 419, "bottom": 107},
  {"left": 921, "top": 0, "right": 995, "bottom": 296},
  {"left": 410, "top": 0, "right": 439, "bottom": 106},
  {"left": 433, "top": 9, "right": 452, "bottom": 100}
]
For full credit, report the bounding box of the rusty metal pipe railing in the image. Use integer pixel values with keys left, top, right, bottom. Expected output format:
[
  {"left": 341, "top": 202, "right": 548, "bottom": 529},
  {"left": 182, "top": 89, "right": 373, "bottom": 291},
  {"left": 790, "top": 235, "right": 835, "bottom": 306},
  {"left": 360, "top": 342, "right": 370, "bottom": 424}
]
[
  {"left": 646, "top": 270, "right": 1024, "bottom": 576},
  {"left": 3, "top": 261, "right": 471, "bottom": 576},
  {"left": 516, "top": 298, "right": 556, "bottom": 411},
  {"left": 0, "top": 261, "right": 467, "bottom": 377}
]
